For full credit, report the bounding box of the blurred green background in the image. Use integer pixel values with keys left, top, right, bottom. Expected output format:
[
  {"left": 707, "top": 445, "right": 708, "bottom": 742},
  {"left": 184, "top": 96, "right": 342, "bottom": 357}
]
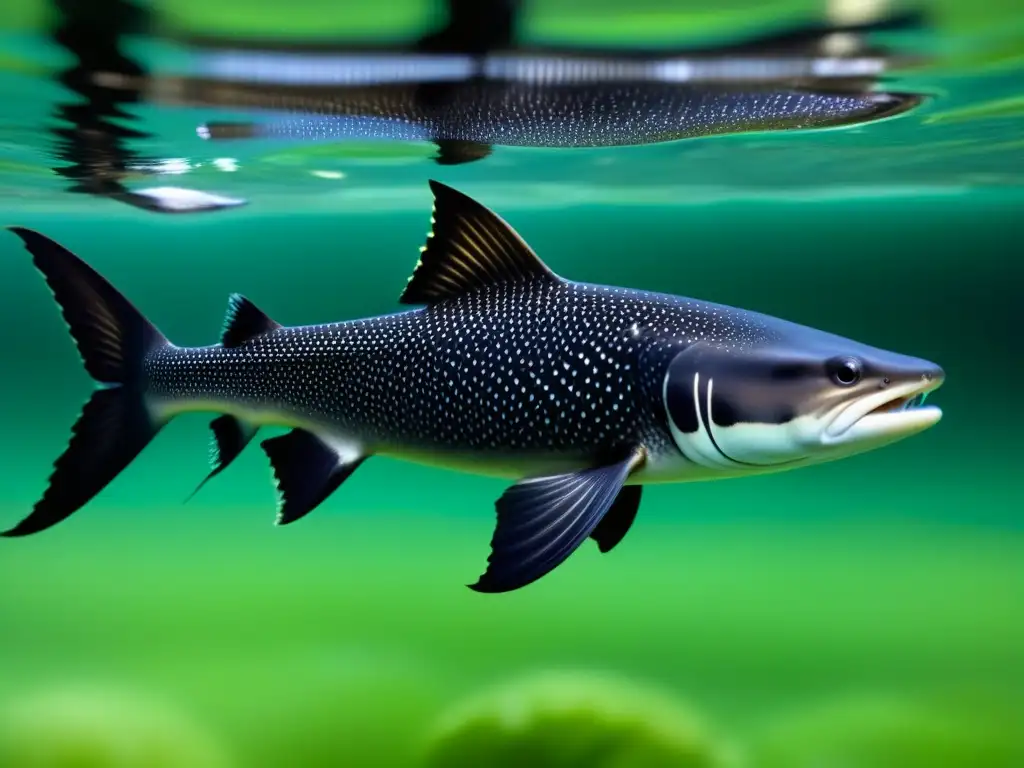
[
  {"left": 0, "top": 0, "right": 1022, "bottom": 766},
  {"left": 1, "top": 0, "right": 1024, "bottom": 42}
]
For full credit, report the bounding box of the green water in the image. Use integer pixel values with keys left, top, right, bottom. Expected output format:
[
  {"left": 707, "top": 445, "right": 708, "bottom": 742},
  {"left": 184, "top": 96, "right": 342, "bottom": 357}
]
[{"left": 0, "top": 2, "right": 1022, "bottom": 767}]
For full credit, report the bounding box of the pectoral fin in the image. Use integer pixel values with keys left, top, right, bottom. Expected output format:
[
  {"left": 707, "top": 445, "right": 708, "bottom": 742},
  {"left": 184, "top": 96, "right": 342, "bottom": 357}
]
[
  {"left": 589, "top": 485, "right": 642, "bottom": 554},
  {"left": 261, "top": 430, "right": 366, "bottom": 525},
  {"left": 470, "top": 448, "right": 646, "bottom": 594}
]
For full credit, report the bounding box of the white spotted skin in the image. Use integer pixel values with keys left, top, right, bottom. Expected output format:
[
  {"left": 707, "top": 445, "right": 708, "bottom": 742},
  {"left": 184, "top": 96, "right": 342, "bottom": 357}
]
[
  {"left": 240, "top": 84, "right": 901, "bottom": 148},
  {"left": 144, "top": 279, "right": 779, "bottom": 480}
]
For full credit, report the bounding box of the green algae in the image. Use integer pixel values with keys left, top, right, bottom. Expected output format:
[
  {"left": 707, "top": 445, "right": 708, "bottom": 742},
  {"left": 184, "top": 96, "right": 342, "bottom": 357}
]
[{"left": 419, "top": 670, "right": 741, "bottom": 768}]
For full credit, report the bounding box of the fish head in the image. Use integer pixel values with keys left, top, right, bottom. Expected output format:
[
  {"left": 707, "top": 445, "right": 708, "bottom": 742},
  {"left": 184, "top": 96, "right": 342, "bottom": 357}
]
[{"left": 659, "top": 329, "right": 944, "bottom": 472}]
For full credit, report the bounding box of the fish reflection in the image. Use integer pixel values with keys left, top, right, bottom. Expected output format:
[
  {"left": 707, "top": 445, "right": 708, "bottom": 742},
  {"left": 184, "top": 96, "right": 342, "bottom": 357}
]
[
  {"left": 180, "top": 76, "right": 920, "bottom": 164},
  {"left": 47, "top": 0, "right": 246, "bottom": 213},
  {"left": 44, "top": 0, "right": 928, "bottom": 204},
  {"left": 164, "top": 3, "right": 926, "bottom": 164}
]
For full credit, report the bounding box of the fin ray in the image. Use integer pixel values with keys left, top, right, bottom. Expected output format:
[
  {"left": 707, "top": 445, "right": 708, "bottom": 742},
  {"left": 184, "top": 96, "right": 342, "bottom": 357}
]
[
  {"left": 398, "top": 180, "right": 559, "bottom": 306},
  {"left": 10, "top": 227, "right": 166, "bottom": 383},
  {"left": 3, "top": 227, "right": 168, "bottom": 536},
  {"left": 185, "top": 415, "right": 258, "bottom": 501},
  {"left": 261, "top": 430, "right": 366, "bottom": 525},
  {"left": 2, "top": 389, "right": 159, "bottom": 537},
  {"left": 221, "top": 293, "right": 280, "bottom": 348},
  {"left": 470, "top": 448, "right": 645, "bottom": 593}
]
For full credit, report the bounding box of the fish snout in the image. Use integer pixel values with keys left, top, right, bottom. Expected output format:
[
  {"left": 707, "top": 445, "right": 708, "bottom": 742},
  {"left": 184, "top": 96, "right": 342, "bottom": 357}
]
[{"left": 921, "top": 364, "right": 945, "bottom": 387}]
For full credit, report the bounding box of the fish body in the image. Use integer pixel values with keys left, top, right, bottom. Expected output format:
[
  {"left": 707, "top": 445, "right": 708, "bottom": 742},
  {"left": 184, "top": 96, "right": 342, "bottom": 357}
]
[
  {"left": 4, "top": 181, "right": 944, "bottom": 593},
  {"left": 147, "top": 279, "right": 763, "bottom": 485},
  {"left": 197, "top": 81, "right": 909, "bottom": 145},
  {"left": 145, "top": 276, "right": 913, "bottom": 487},
  {"left": 177, "top": 77, "right": 921, "bottom": 163}
]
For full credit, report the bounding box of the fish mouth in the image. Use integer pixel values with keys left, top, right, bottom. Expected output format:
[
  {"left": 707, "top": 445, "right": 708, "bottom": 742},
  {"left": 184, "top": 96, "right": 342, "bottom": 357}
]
[
  {"left": 866, "top": 390, "right": 931, "bottom": 416},
  {"left": 823, "top": 377, "right": 943, "bottom": 445}
]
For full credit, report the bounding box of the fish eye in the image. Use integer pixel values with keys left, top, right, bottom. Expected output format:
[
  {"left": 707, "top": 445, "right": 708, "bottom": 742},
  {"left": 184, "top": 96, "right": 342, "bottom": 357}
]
[{"left": 828, "top": 356, "right": 862, "bottom": 386}]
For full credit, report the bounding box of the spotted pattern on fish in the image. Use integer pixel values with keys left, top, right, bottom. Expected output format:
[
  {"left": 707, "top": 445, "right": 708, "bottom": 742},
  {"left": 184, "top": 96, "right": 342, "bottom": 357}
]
[
  {"left": 146, "top": 279, "right": 778, "bottom": 462},
  {"left": 200, "top": 82, "right": 907, "bottom": 148}
]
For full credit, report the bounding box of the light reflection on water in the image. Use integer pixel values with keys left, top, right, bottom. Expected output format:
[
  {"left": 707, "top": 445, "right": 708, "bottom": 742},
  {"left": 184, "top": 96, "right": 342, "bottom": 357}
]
[{"left": 0, "top": 3, "right": 1021, "bottom": 215}]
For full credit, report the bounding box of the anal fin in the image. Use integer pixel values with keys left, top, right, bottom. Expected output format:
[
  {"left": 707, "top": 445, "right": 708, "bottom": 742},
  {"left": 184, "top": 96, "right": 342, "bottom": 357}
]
[
  {"left": 470, "top": 447, "right": 646, "bottom": 594},
  {"left": 186, "top": 415, "right": 257, "bottom": 501},
  {"left": 261, "top": 429, "right": 366, "bottom": 525},
  {"left": 589, "top": 485, "right": 642, "bottom": 554}
]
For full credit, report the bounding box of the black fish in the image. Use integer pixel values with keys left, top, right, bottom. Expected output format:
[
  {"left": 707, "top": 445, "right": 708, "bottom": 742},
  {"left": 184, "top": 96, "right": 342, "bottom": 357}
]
[
  {"left": 172, "top": 75, "right": 920, "bottom": 164},
  {"left": 2, "top": 181, "right": 944, "bottom": 593}
]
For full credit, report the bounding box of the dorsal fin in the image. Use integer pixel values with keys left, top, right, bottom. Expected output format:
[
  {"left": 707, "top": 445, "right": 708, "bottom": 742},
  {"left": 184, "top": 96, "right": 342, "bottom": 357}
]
[
  {"left": 398, "top": 180, "right": 560, "bottom": 306},
  {"left": 221, "top": 293, "right": 281, "bottom": 348}
]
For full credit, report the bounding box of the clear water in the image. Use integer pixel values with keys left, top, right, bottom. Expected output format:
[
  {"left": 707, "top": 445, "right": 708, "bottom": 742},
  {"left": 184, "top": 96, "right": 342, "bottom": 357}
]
[{"left": 0, "top": 4, "right": 1021, "bottom": 768}]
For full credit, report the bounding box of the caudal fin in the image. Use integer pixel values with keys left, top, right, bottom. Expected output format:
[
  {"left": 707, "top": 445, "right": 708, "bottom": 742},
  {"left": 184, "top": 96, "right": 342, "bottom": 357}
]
[{"left": 3, "top": 227, "right": 169, "bottom": 537}]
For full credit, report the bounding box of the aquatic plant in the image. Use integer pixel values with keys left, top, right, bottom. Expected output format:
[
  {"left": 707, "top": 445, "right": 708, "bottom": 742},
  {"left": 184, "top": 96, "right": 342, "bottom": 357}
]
[
  {"left": 748, "top": 694, "right": 1024, "bottom": 768},
  {"left": 418, "top": 669, "right": 740, "bottom": 768},
  {"left": 0, "top": 684, "right": 233, "bottom": 768}
]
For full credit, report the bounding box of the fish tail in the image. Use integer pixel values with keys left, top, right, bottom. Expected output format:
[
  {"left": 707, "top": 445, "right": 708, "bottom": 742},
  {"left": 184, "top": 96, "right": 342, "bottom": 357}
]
[{"left": 3, "top": 227, "right": 171, "bottom": 537}]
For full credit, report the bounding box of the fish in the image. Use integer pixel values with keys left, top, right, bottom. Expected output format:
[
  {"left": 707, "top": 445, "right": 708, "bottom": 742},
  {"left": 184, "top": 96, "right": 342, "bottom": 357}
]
[
  {"left": 2, "top": 180, "right": 944, "bottom": 593},
  {"left": 183, "top": 77, "right": 921, "bottom": 165}
]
